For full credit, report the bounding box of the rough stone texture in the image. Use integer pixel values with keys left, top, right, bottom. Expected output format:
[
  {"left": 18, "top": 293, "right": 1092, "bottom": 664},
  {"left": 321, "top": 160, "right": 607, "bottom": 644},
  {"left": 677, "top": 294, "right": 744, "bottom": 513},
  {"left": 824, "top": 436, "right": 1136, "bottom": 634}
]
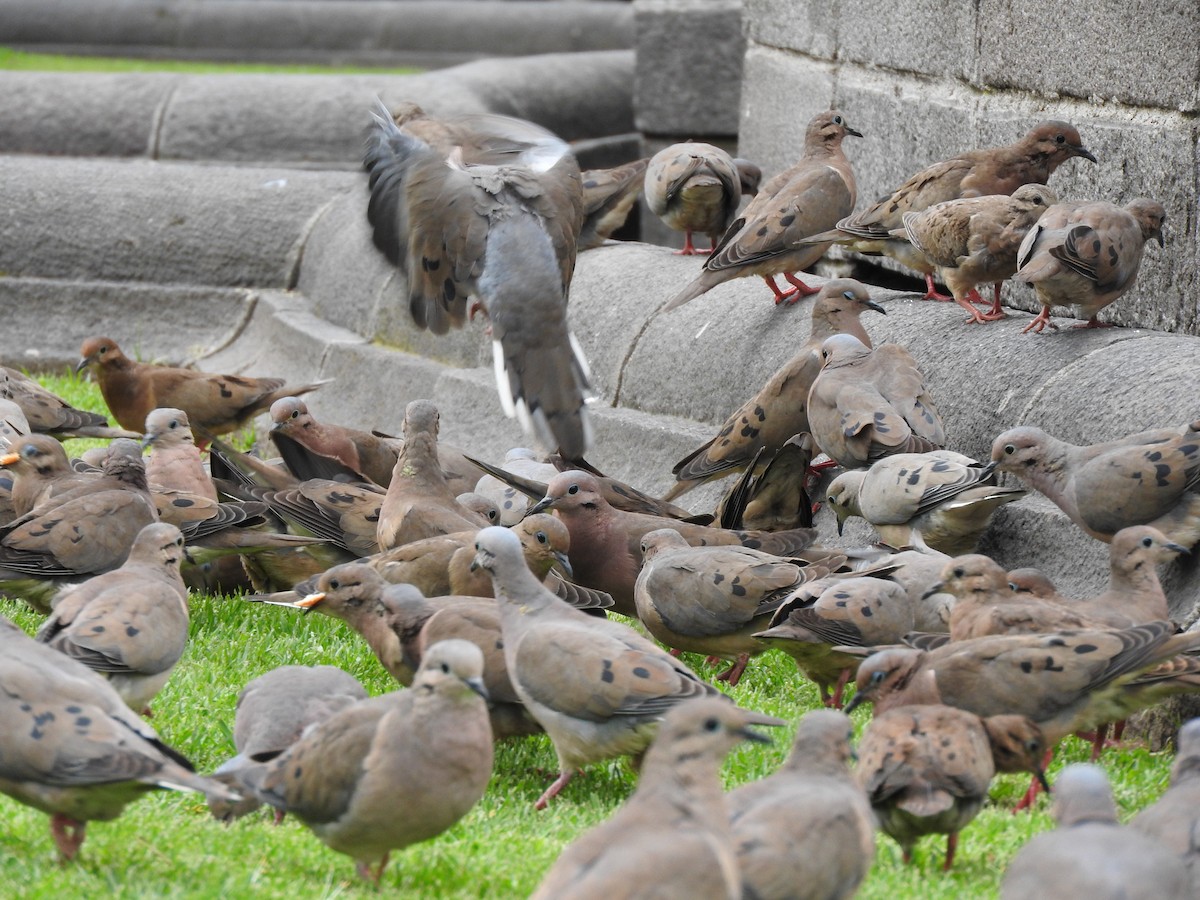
[{"left": 634, "top": 0, "right": 745, "bottom": 137}]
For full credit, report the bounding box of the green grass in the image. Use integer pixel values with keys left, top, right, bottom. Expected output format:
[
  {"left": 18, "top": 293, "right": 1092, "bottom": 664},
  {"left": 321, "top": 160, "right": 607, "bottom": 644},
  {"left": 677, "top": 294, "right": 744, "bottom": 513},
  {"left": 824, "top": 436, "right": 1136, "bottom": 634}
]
[
  {"left": 0, "top": 375, "right": 1179, "bottom": 898},
  {"left": 0, "top": 46, "right": 419, "bottom": 75}
]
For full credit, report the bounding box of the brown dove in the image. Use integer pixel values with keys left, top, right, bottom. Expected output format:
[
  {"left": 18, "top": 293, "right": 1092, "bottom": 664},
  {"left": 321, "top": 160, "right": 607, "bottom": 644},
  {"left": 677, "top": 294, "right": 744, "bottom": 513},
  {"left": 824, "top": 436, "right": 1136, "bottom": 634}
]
[
  {"left": 858, "top": 705, "right": 1048, "bottom": 869},
  {"left": 1130, "top": 717, "right": 1200, "bottom": 894},
  {"left": 244, "top": 640, "right": 493, "bottom": 885},
  {"left": 1015, "top": 197, "right": 1167, "bottom": 333},
  {"left": 578, "top": 156, "right": 649, "bottom": 250},
  {"left": 268, "top": 396, "right": 401, "bottom": 487},
  {"left": 715, "top": 432, "right": 817, "bottom": 533},
  {"left": 667, "top": 279, "right": 886, "bottom": 500},
  {"left": 807, "top": 335, "right": 945, "bottom": 469},
  {"left": 826, "top": 451, "right": 1025, "bottom": 554},
  {"left": 0, "top": 615, "right": 237, "bottom": 861},
  {"left": 645, "top": 141, "right": 745, "bottom": 255},
  {"left": 754, "top": 576, "right": 916, "bottom": 708},
  {"left": 364, "top": 102, "right": 592, "bottom": 458},
  {"left": 1000, "top": 763, "right": 1191, "bottom": 900},
  {"left": 376, "top": 400, "right": 489, "bottom": 550},
  {"left": 728, "top": 709, "right": 876, "bottom": 900},
  {"left": 140, "top": 407, "right": 219, "bottom": 502},
  {"left": 209, "top": 664, "right": 368, "bottom": 822},
  {"left": 634, "top": 528, "right": 834, "bottom": 685},
  {"left": 803, "top": 120, "right": 1096, "bottom": 301},
  {"left": 76, "top": 336, "right": 325, "bottom": 438},
  {"left": 990, "top": 422, "right": 1200, "bottom": 549},
  {"left": 1, "top": 366, "right": 138, "bottom": 440},
  {"left": 664, "top": 110, "right": 861, "bottom": 309},
  {"left": 529, "top": 470, "right": 817, "bottom": 617},
  {"left": 36, "top": 523, "right": 189, "bottom": 713},
  {"left": 1, "top": 433, "right": 89, "bottom": 516},
  {"left": 471, "top": 526, "right": 721, "bottom": 807},
  {"left": 894, "top": 184, "right": 1057, "bottom": 323},
  {"left": 530, "top": 698, "right": 780, "bottom": 900}
]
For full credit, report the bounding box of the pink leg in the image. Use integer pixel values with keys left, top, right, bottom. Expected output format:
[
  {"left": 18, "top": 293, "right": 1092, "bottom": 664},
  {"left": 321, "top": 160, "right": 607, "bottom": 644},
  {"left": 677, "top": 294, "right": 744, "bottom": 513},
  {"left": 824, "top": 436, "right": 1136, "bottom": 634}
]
[
  {"left": 1021, "top": 307, "right": 1058, "bottom": 334},
  {"left": 716, "top": 653, "right": 751, "bottom": 687},
  {"left": 921, "top": 273, "right": 954, "bottom": 302},
  {"left": 356, "top": 853, "right": 390, "bottom": 886},
  {"left": 783, "top": 273, "right": 821, "bottom": 300},
  {"left": 829, "top": 668, "right": 852, "bottom": 709},
  {"left": 535, "top": 770, "right": 575, "bottom": 810},
  {"left": 272, "top": 808, "right": 286, "bottom": 826},
  {"left": 1013, "top": 748, "right": 1055, "bottom": 812},
  {"left": 954, "top": 292, "right": 1005, "bottom": 324},
  {"left": 763, "top": 275, "right": 798, "bottom": 305},
  {"left": 943, "top": 832, "right": 959, "bottom": 871},
  {"left": 50, "top": 814, "right": 87, "bottom": 862},
  {"left": 673, "top": 232, "right": 712, "bottom": 256},
  {"left": 668, "top": 647, "right": 683, "bottom": 658}
]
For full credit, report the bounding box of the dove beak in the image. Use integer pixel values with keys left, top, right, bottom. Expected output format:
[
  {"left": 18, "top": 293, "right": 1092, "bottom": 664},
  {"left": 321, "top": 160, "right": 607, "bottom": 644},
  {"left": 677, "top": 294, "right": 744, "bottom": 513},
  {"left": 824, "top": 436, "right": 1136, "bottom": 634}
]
[
  {"left": 833, "top": 505, "right": 848, "bottom": 536},
  {"left": 139, "top": 434, "right": 157, "bottom": 449},
  {"left": 1075, "top": 146, "right": 1097, "bottom": 163},
  {"left": 738, "top": 711, "right": 785, "bottom": 744},
  {"left": 75, "top": 354, "right": 95, "bottom": 373},
  {"left": 295, "top": 591, "right": 326, "bottom": 612},
  {"left": 553, "top": 550, "right": 573, "bottom": 577},
  {"left": 0, "top": 452, "right": 18, "bottom": 467},
  {"left": 1036, "top": 768, "right": 1052, "bottom": 794},
  {"left": 921, "top": 582, "right": 946, "bottom": 601},
  {"left": 1155, "top": 231, "right": 1166, "bottom": 248},
  {"left": 464, "top": 676, "right": 488, "bottom": 701},
  {"left": 865, "top": 299, "right": 887, "bottom": 315},
  {"left": 1164, "top": 541, "right": 1188, "bottom": 556},
  {"left": 843, "top": 692, "right": 866, "bottom": 714},
  {"left": 845, "top": 125, "right": 863, "bottom": 139},
  {"left": 527, "top": 496, "right": 555, "bottom": 516}
]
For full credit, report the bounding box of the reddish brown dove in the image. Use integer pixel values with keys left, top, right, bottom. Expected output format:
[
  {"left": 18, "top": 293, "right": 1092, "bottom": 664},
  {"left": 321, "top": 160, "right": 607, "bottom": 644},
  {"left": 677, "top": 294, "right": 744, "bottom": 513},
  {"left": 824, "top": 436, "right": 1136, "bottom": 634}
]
[
  {"left": 268, "top": 396, "right": 402, "bottom": 487},
  {"left": 666, "top": 279, "right": 886, "bottom": 500},
  {"left": 664, "top": 110, "right": 861, "bottom": 309},
  {"left": 645, "top": 142, "right": 745, "bottom": 255},
  {"left": 1016, "top": 197, "right": 1166, "bottom": 333}
]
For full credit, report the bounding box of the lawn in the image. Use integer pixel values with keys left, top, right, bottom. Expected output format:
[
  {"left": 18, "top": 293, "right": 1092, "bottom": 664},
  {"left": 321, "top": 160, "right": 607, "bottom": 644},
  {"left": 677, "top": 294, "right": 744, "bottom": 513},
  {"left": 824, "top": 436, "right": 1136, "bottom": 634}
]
[
  {"left": 0, "top": 372, "right": 1180, "bottom": 898},
  {"left": 0, "top": 47, "right": 419, "bottom": 76}
]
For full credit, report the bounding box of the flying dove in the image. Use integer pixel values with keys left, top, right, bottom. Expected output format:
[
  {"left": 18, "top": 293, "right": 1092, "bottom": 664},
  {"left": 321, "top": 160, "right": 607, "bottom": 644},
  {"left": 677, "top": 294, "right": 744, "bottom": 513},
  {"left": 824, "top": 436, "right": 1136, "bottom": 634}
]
[
  {"left": 728, "top": 709, "right": 875, "bottom": 900},
  {"left": 664, "top": 111, "right": 860, "bottom": 309},
  {"left": 35, "top": 523, "right": 189, "bottom": 713},
  {"left": 826, "top": 450, "right": 1026, "bottom": 554},
  {"left": 578, "top": 156, "right": 649, "bottom": 250},
  {"left": 363, "top": 101, "right": 592, "bottom": 458},
  {"left": 1, "top": 366, "right": 138, "bottom": 440},
  {"left": 645, "top": 142, "right": 745, "bottom": 256},
  {"left": 529, "top": 470, "right": 817, "bottom": 617},
  {"left": 858, "top": 705, "right": 1048, "bottom": 869},
  {"left": 1000, "top": 763, "right": 1191, "bottom": 899},
  {"left": 471, "top": 526, "right": 721, "bottom": 807},
  {"left": 244, "top": 640, "right": 493, "bottom": 885},
  {"left": 634, "top": 528, "right": 836, "bottom": 685},
  {"left": 1130, "top": 718, "right": 1200, "bottom": 894},
  {"left": 0, "top": 615, "right": 236, "bottom": 861},
  {"left": 530, "top": 698, "right": 781, "bottom": 900},
  {"left": 806, "top": 335, "right": 945, "bottom": 469},
  {"left": 76, "top": 336, "right": 326, "bottom": 439},
  {"left": 667, "top": 279, "right": 886, "bottom": 501},
  {"left": 893, "top": 184, "right": 1057, "bottom": 323},
  {"left": 802, "top": 120, "right": 1096, "bottom": 301},
  {"left": 990, "top": 421, "right": 1200, "bottom": 549},
  {"left": 140, "top": 408, "right": 219, "bottom": 502},
  {"left": 209, "top": 664, "right": 368, "bottom": 822},
  {"left": 1015, "top": 198, "right": 1166, "bottom": 333}
]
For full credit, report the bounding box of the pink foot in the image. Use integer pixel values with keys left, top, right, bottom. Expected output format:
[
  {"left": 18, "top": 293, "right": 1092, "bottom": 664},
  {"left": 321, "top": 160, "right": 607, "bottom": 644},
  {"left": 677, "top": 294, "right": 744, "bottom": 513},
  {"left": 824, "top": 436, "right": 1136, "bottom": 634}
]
[
  {"left": 535, "top": 770, "right": 575, "bottom": 810},
  {"left": 1021, "top": 308, "right": 1058, "bottom": 334},
  {"left": 921, "top": 273, "right": 954, "bottom": 302},
  {"left": 673, "top": 232, "right": 712, "bottom": 256}
]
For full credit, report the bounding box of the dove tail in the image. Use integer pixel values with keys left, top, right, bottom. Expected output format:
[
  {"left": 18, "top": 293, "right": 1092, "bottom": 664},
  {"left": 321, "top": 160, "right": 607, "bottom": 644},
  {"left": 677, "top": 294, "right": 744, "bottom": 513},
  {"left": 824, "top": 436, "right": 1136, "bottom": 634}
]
[{"left": 662, "top": 269, "right": 724, "bottom": 312}]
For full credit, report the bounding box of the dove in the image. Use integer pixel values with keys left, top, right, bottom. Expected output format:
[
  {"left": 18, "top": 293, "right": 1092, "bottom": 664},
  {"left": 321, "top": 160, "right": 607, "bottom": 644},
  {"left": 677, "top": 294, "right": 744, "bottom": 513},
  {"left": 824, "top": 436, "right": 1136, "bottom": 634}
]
[
  {"left": 645, "top": 141, "right": 745, "bottom": 255},
  {"left": 471, "top": 526, "right": 721, "bottom": 807},
  {"left": 802, "top": 120, "right": 1096, "bottom": 301},
  {"left": 268, "top": 396, "right": 402, "bottom": 487},
  {"left": 0, "top": 433, "right": 89, "bottom": 516},
  {"left": 530, "top": 698, "right": 780, "bottom": 900},
  {"left": 1131, "top": 718, "right": 1200, "bottom": 894},
  {"left": 35, "top": 523, "right": 189, "bottom": 713},
  {"left": 1, "top": 366, "right": 138, "bottom": 440},
  {"left": 858, "top": 705, "right": 1048, "bottom": 869},
  {"left": 529, "top": 470, "right": 817, "bottom": 616},
  {"left": 806, "top": 335, "right": 945, "bottom": 469},
  {"left": 1000, "top": 763, "right": 1191, "bottom": 900},
  {"left": 827, "top": 451, "right": 1025, "bottom": 554},
  {"left": 666, "top": 279, "right": 886, "bottom": 501},
  {"left": 728, "top": 709, "right": 875, "bottom": 900},
  {"left": 363, "top": 101, "right": 592, "bottom": 457},
  {"left": 894, "top": 184, "right": 1057, "bottom": 323},
  {"left": 990, "top": 422, "right": 1200, "bottom": 549},
  {"left": 1016, "top": 197, "right": 1167, "bottom": 333},
  {"left": 140, "top": 407, "right": 219, "bottom": 502},
  {"left": 243, "top": 640, "right": 493, "bottom": 885},
  {"left": 470, "top": 447, "right": 557, "bottom": 525},
  {"left": 664, "top": 110, "right": 861, "bottom": 309},
  {"left": 0, "top": 615, "right": 237, "bottom": 861},
  {"left": 634, "top": 528, "right": 836, "bottom": 685},
  {"left": 715, "top": 432, "right": 817, "bottom": 533},
  {"left": 76, "top": 336, "right": 326, "bottom": 439},
  {"left": 578, "top": 156, "right": 649, "bottom": 250}
]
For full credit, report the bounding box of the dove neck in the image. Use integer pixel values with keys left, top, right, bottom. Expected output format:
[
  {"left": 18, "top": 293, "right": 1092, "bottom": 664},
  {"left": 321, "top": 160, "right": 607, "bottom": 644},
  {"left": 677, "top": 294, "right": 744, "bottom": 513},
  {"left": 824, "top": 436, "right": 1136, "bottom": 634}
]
[{"left": 636, "top": 743, "right": 729, "bottom": 826}]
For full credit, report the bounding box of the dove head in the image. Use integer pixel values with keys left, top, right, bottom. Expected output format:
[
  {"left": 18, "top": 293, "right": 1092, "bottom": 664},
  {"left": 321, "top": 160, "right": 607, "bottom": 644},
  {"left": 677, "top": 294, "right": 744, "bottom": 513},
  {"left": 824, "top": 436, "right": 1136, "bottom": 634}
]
[
  {"left": 812, "top": 279, "right": 886, "bottom": 335},
  {"left": 1021, "top": 120, "right": 1097, "bottom": 167},
  {"left": 1007, "top": 567, "right": 1059, "bottom": 598},
  {"left": 639, "top": 528, "right": 691, "bottom": 563},
  {"left": 1051, "top": 764, "right": 1117, "bottom": 828},
  {"left": 130, "top": 522, "right": 187, "bottom": 571},
  {"left": 990, "top": 426, "right": 1052, "bottom": 474},
  {"left": 457, "top": 493, "right": 499, "bottom": 525},
  {"left": 642, "top": 698, "right": 782, "bottom": 780},
  {"left": 1126, "top": 198, "right": 1167, "bottom": 247},
  {"left": 402, "top": 399, "right": 440, "bottom": 442},
  {"left": 982, "top": 715, "right": 1049, "bottom": 788},
  {"left": 101, "top": 439, "right": 149, "bottom": 489},
  {"left": 844, "top": 648, "right": 924, "bottom": 713},
  {"left": 784, "top": 709, "right": 856, "bottom": 774},
  {"left": 804, "top": 110, "right": 863, "bottom": 155},
  {"left": 733, "top": 158, "right": 762, "bottom": 195},
  {"left": 297, "top": 563, "right": 386, "bottom": 618},
  {"left": 826, "top": 470, "right": 866, "bottom": 535},
  {"left": 77, "top": 336, "right": 129, "bottom": 372},
  {"left": 0, "top": 434, "right": 69, "bottom": 476},
  {"left": 819, "top": 334, "right": 872, "bottom": 369},
  {"left": 527, "top": 470, "right": 606, "bottom": 519},
  {"left": 938, "top": 554, "right": 1010, "bottom": 602},
  {"left": 470, "top": 525, "right": 529, "bottom": 580},
  {"left": 270, "top": 397, "right": 310, "bottom": 432},
  {"left": 142, "top": 408, "right": 194, "bottom": 448},
  {"left": 1011, "top": 183, "right": 1057, "bottom": 213},
  {"left": 1110, "top": 525, "right": 1186, "bottom": 571},
  {"left": 414, "top": 639, "right": 488, "bottom": 704},
  {"left": 511, "top": 514, "right": 573, "bottom": 577}
]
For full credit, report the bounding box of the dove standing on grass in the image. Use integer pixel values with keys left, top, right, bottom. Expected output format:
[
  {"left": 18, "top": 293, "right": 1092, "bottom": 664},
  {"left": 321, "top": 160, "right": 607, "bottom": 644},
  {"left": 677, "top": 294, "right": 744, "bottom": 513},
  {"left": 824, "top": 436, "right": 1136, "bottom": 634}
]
[{"left": 363, "top": 101, "right": 592, "bottom": 457}]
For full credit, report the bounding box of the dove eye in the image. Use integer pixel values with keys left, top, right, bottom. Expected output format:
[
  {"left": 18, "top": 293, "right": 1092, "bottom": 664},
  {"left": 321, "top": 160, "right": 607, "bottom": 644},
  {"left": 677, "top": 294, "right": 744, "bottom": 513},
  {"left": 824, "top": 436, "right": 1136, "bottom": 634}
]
[
  {"left": 291, "top": 410, "right": 299, "bottom": 419},
  {"left": 440, "top": 662, "right": 450, "bottom": 674},
  {"left": 329, "top": 579, "right": 340, "bottom": 590},
  {"left": 1055, "top": 134, "right": 1065, "bottom": 144},
  {"left": 567, "top": 484, "right": 579, "bottom": 495},
  {"left": 1142, "top": 536, "right": 1154, "bottom": 547},
  {"left": 832, "top": 115, "right": 843, "bottom": 125},
  {"left": 1003, "top": 444, "right": 1016, "bottom": 455},
  {"left": 536, "top": 531, "right": 548, "bottom": 545},
  {"left": 703, "top": 717, "right": 721, "bottom": 733},
  {"left": 843, "top": 291, "right": 855, "bottom": 300},
  {"left": 870, "top": 670, "right": 885, "bottom": 685},
  {"left": 99, "top": 346, "right": 108, "bottom": 355},
  {"left": 953, "top": 567, "right": 965, "bottom": 578}
]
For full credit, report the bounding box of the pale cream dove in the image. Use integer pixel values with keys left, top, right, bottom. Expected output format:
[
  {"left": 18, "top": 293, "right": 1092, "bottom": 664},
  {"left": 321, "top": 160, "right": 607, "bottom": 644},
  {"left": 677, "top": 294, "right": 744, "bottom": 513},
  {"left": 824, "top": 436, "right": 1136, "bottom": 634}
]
[
  {"left": 76, "top": 336, "right": 326, "bottom": 439},
  {"left": 0, "top": 615, "right": 237, "bottom": 861},
  {"left": 634, "top": 528, "right": 835, "bottom": 685},
  {"left": 376, "top": 400, "right": 489, "bottom": 550},
  {"left": 209, "top": 664, "right": 368, "bottom": 822},
  {"left": 827, "top": 450, "right": 1025, "bottom": 554},
  {"left": 754, "top": 576, "right": 916, "bottom": 708},
  {"left": 990, "top": 421, "right": 1200, "bottom": 548},
  {"left": 530, "top": 698, "right": 781, "bottom": 900},
  {"left": 807, "top": 334, "right": 945, "bottom": 469},
  {"left": 644, "top": 142, "right": 744, "bottom": 255},
  {"left": 472, "top": 447, "right": 557, "bottom": 525},
  {"left": 667, "top": 279, "right": 887, "bottom": 501},
  {"left": 728, "top": 709, "right": 875, "bottom": 900},
  {"left": 1131, "top": 717, "right": 1200, "bottom": 894},
  {"left": 857, "top": 705, "right": 1048, "bottom": 869},
  {"left": 529, "top": 470, "right": 817, "bottom": 617},
  {"left": 470, "top": 526, "right": 721, "bottom": 807},
  {"left": 803, "top": 120, "right": 1096, "bottom": 301},
  {"left": 141, "top": 407, "right": 218, "bottom": 502},
  {"left": 1, "top": 365, "right": 138, "bottom": 440},
  {"left": 578, "top": 156, "right": 649, "bottom": 250},
  {"left": 364, "top": 102, "right": 592, "bottom": 457},
  {"left": 714, "top": 432, "right": 817, "bottom": 533},
  {"left": 1000, "top": 763, "right": 1190, "bottom": 900},
  {"left": 243, "top": 640, "right": 493, "bottom": 885},
  {"left": 894, "top": 184, "right": 1057, "bottom": 323},
  {"left": 664, "top": 110, "right": 861, "bottom": 309},
  {"left": 1016, "top": 197, "right": 1166, "bottom": 333}
]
